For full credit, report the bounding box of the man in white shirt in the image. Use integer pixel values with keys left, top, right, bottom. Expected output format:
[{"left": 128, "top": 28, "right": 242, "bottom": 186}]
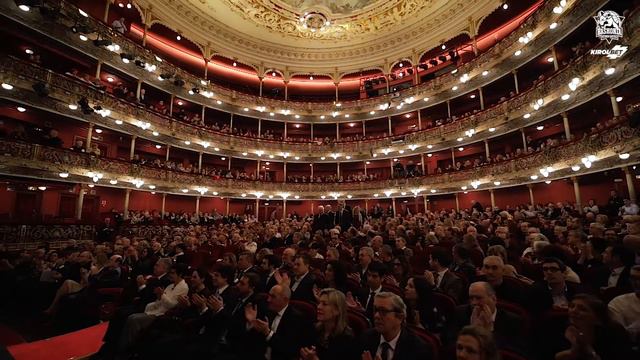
[
  {"left": 620, "top": 199, "right": 640, "bottom": 216},
  {"left": 609, "top": 265, "right": 640, "bottom": 343},
  {"left": 118, "top": 263, "right": 189, "bottom": 353}
]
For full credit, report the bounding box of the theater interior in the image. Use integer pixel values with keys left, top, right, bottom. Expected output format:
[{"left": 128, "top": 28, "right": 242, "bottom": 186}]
[{"left": 0, "top": 0, "right": 639, "bottom": 359}]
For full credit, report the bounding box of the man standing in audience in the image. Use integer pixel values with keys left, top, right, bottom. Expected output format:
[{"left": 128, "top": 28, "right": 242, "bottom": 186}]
[
  {"left": 356, "top": 246, "right": 374, "bottom": 286},
  {"left": 289, "top": 254, "right": 315, "bottom": 303}
]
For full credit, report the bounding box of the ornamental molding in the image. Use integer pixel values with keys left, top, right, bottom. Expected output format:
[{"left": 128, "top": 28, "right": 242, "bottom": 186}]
[{"left": 133, "top": 0, "right": 498, "bottom": 73}]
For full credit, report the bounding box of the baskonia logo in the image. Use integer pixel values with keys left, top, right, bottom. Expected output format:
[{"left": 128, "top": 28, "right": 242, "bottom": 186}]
[{"left": 590, "top": 10, "right": 627, "bottom": 59}]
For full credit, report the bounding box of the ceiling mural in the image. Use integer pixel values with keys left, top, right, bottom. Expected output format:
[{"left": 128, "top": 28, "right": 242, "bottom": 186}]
[{"left": 135, "top": 0, "right": 501, "bottom": 74}]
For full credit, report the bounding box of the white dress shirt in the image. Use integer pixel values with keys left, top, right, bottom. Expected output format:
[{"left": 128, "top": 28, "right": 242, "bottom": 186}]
[
  {"left": 376, "top": 330, "right": 401, "bottom": 360},
  {"left": 265, "top": 305, "right": 289, "bottom": 360},
  {"left": 608, "top": 267, "right": 625, "bottom": 288},
  {"left": 608, "top": 293, "right": 640, "bottom": 341},
  {"left": 144, "top": 279, "right": 188, "bottom": 316},
  {"left": 435, "top": 268, "right": 449, "bottom": 289},
  {"left": 291, "top": 272, "right": 308, "bottom": 292}
]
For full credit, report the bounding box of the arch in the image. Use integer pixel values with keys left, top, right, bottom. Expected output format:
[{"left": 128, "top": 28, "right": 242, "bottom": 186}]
[
  {"left": 147, "top": 21, "right": 206, "bottom": 58},
  {"left": 209, "top": 54, "right": 259, "bottom": 74},
  {"left": 338, "top": 67, "right": 385, "bottom": 82},
  {"left": 389, "top": 58, "right": 415, "bottom": 73},
  {"left": 289, "top": 72, "right": 337, "bottom": 83}
]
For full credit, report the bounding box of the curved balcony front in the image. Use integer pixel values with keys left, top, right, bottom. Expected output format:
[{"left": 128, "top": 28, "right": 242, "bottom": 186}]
[{"left": 0, "top": 119, "right": 637, "bottom": 200}]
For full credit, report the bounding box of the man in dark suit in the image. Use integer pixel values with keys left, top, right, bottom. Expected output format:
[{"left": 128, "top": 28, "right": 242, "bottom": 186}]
[
  {"left": 290, "top": 254, "right": 316, "bottom": 303},
  {"left": 360, "top": 292, "right": 431, "bottom": 360},
  {"left": 528, "top": 257, "right": 583, "bottom": 313},
  {"left": 234, "top": 251, "right": 259, "bottom": 284},
  {"left": 244, "top": 284, "right": 314, "bottom": 360},
  {"left": 335, "top": 202, "right": 353, "bottom": 231},
  {"left": 596, "top": 245, "right": 634, "bottom": 292},
  {"left": 356, "top": 261, "right": 386, "bottom": 322},
  {"left": 427, "top": 247, "right": 464, "bottom": 303},
  {"left": 212, "top": 264, "right": 239, "bottom": 307},
  {"left": 444, "top": 282, "right": 523, "bottom": 352},
  {"left": 225, "top": 272, "right": 265, "bottom": 355},
  {"left": 260, "top": 254, "right": 281, "bottom": 293},
  {"left": 450, "top": 244, "right": 476, "bottom": 283},
  {"left": 479, "top": 256, "right": 527, "bottom": 306}
]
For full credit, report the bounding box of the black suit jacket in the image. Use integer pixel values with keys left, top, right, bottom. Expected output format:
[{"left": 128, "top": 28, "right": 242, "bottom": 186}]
[
  {"left": 360, "top": 328, "right": 431, "bottom": 360},
  {"left": 226, "top": 292, "right": 267, "bottom": 355},
  {"left": 245, "top": 305, "right": 314, "bottom": 360},
  {"left": 290, "top": 273, "right": 316, "bottom": 303},
  {"left": 444, "top": 304, "right": 523, "bottom": 351},
  {"left": 436, "top": 271, "right": 464, "bottom": 303},
  {"left": 528, "top": 280, "right": 583, "bottom": 313}
]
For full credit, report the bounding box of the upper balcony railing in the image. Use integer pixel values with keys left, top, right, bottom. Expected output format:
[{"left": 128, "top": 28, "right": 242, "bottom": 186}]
[
  {"left": 0, "top": 118, "right": 637, "bottom": 199},
  {"left": 3, "top": 27, "right": 638, "bottom": 163},
  {"left": 0, "top": 0, "right": 609, "bottom": 120}
]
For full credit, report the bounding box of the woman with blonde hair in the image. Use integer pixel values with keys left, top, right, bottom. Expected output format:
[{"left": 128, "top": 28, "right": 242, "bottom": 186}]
[{"left": 300, "top": 288, "right": 359, "bottom": 360}]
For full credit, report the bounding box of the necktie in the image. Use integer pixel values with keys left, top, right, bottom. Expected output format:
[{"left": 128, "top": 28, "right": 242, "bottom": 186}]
[
  {"left": 434, "top": 272, "right": 440, "bottom": 288},
  {"left": 366, "top": 291, "right": 375, "bottom": 315},
  {"left": 380, "top": 342, "right": 391, "bottom": 360},
  {"left": 232, "top": 299, "right": 244, "bottom": 315}
]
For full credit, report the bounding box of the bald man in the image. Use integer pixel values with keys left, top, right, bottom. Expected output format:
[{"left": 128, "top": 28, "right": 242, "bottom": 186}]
[
  {"left": 244, "top": 285, "right": 314, "bottom": 360},
  {"left": 444, "top": 282, "right": 524, "bottom": 351}
]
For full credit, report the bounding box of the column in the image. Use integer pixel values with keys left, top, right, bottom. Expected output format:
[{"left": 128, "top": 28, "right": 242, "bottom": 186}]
[
  {"left": 204, "top": 60, "right": 209, "bottom": 79},
  {"left": 390, "top": 159, "right": 394, "bottom": 178},
  {"left": 562, "top": 112, "right": 571, "bottom": 140},
  {"left": 135, "top": 80, "right": 142, "bottom": 101},
  {"left": 283, "top": 162, "right": 287, "bottom": 180},
  {"left": 123, "top": 189, "right": 131, "bottom": 220},
  {"left": 165, "top": 144, "right": 171, "bottom": 161},
  {"left": 284, "top": 80, "right": 289, "bottom": 100},
  {"left": 283, "top": 199, "right": 287, "bottom": 220},
  {"left": 446, "top": 100, "right": 451, "bottom": 118},
  {"left": 478, "top": 87, "right": 485, "bottom": 110},
  {"left": 413, "top": 66, "right": 419, "bottom": 85},
  {"left": 336, "top": 123, "right": 340, "bottom": 140},
  {"left": 388, "top": 117, "right": 392, "bottom": 135},
  {"left": 161, "top": 193, "right": 167, "bottom": 218},
  {"left": 169, "top": 94, "right": 175, "bottom": 116},
  {"left": 385, "top": 75, "right": 390, "bottom": 93},
  {"left": 75, "top": 185, "right": 85, "bottom": 220},
  {"left": 520, "top": 129, "right": 527, "bottom": 151},
  {"left": 228, "top": 157, "right": 232, "bottom": 171},
  {"left": 310, "top": 163, "right": 314, "bottom": 179},
  {"left": 550, "top": 46, "right": 559, "bottom": 71},
  {"left": 472, "top": 36, "right": 479, "bottom": 56},
  {"left": 198, "top": 152, "right": 203, "bottom": 172},
  {"left": 624, "top": 167, "right": 637, "bottom": 202},
  {"left": 225, "top": 198, "right": 230, "bottom": 216},
  {"left": 455, "top": 193, "right": 460, "bottom": 212},
  {"left": 484, "top": 139, "right": 490, "bottom": 159},
  {"left": 417, "top": 111, "right": 422, "bottom": 130},
  {"left": 365, "top": 199, "right": 369, "bottom": 215},
  {"left": 362, "top": 121, "right": 366, "bottom": 137},
  {"left": 102, "top": 0, "right": 110, "bottom": 23},
  {"left": 572, "top": 177, "right": 582, "bottom": 213},
  {"left": 337, "top": 163, "right": 341, "bottom": 178},
  {"left": 284, "top": 122, "right": 287, "bottom": 139},
  {"left": 420, "top": 153, "right": 426, "bottom": 174},
  {"left": 334, "top": 82, "right": 339, "bottom": 102},
  {"left": 95, "top": 61, "right": 102, "bottom": 79},
  {"left": 256, "top": 160, "right": 261, "bottom": 176},
  {"left": 230, "top": 113, "right": 234, "bottom": 131},
  {"left": 141, "top": 20, "right": 149, "bottom": 47},
  {"left": 528, "top": 184, "right": 534, "bottom": 206},
  {"left": 85, "top": 123, "right": 94, "bottom": 151},
  {"left": 129, "top": 135, "right": 137, "bottom": 160},
  {"left": 512, "top": 70, "right": 519, "bottom": 94},
  {"left": 201, "top": 106, "right": 206, "bottom": 123},
  {"left": 364, "top": 161, "right": 368, "bottom": 176},
  {"left": 392, "top": 198, "right": 397, "bottom": 216},
  {"left": 451, "top": 148, "right": 456, "bottom": 167},
  {"left": 259, "top": 77, "right": 264, "bottom": 97},
  {"left": 423, "top": 196, "right": 428, "bottom": 213},
  {"left": 255, "top": 198, "right": 260, "bottom": 218},
  {"left": 258, "top": 119, "right": 262, "bottom": 137},
  {"left": 310, "top": 124, "right": 314, "bottom": 140},
  {"left": 489, "top": 189, "right": 496, "bottom": 209},
  {"left": 608, "top": 90, "right": 621, "bottom": 117},
  {"left": 195, "top": 196, "right": 201, "bottom": 215}
]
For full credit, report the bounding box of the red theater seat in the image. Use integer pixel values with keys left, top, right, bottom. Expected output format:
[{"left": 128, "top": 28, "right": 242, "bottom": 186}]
[{"left": 8, "top": 322, "right": 107, "bottom": 360}]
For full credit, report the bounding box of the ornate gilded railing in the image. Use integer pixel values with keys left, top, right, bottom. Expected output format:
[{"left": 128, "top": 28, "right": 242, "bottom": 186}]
[
  {"left": 2, "top": 31, "right": 638, "bottom": 161},
  {"left": 0, "top": 224, "right": 95, "bottom": 243},
  {"left": 1, "top": 121, "right": 638, "bottom": 198},
  {"left": 0, "top": 0, "right": 609, "bottom": 118}
]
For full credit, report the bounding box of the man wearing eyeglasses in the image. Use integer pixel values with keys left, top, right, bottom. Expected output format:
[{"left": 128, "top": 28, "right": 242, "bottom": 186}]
[
  {"left": 360, "top": 292, "right": 430, "bottom": 360},
  {"left": 528, "top": 257, "right": 583, "bottom": 314}
]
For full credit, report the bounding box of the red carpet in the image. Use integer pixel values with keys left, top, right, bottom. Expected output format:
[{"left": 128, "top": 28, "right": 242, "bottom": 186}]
[{"left": 8, "top": 323, "right": 107, "bottom": 360}]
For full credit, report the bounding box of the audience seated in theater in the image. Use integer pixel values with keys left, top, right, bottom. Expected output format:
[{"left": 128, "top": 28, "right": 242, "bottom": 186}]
[
  {"left": 528, "top": 257, "right": 583, "bottom": 314},
  {"left": 607, "top": 265, "right": 640, "bottom": 344},
  {"left": 426, "top": 247, "right": 465, "bottom": 303},
  {"left": 404, "top": 276, "right": 445, "bottom": 333},
  {"left": 479, "top": 256, "right": 527, "bottom": 306},
  {"left": 348, "top": 261, "right": 386, "bottom": 321}
]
